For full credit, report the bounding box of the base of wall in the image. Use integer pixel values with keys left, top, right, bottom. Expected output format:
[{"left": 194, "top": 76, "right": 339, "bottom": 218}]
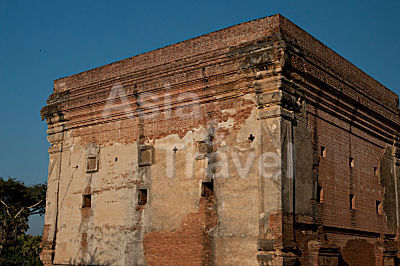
[
  {"left": 257, "top": 249, "right": 300, "bottom": 266},
  {"left": 39, "top": 248, "right": 55, "bottom": 266}
]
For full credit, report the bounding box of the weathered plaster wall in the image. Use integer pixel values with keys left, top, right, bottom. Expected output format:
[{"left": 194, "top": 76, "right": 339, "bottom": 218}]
[
  {"left": 43, "top": 91, "right": 271, "bottom": 265},
  {"left": 40, "top": 13, "right": 400, "bottom": 266}
]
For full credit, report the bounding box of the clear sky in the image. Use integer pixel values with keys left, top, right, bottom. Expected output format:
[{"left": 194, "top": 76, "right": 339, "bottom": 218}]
[{"left": 0, "top": 0, "right": 399, "bottom": 235}]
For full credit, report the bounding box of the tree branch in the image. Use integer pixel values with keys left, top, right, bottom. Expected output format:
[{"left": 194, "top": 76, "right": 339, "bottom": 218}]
[
  {"left": 13, "top": 200, "right": 43, "bottom": 219},
  {"left": 27, "top": 200, "right": 43, "bottom": 210},
  {"left": 0, "top": 199, "right": 11, "bottom": 217}
]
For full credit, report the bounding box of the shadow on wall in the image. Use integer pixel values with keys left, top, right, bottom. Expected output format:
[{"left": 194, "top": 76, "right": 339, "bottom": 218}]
[{"left": 68, "top": 247, "right": 117, "bottom": 266}]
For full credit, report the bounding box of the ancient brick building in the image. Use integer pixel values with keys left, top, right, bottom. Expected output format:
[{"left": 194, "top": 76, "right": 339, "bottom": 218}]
[{"left": 40, "top": 14, "right": 400, "bottom": 265}]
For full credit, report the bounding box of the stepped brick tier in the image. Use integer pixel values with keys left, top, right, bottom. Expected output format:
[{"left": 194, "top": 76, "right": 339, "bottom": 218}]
[{"left": 40, "top": 14, "right": 400, "bottom": 265}]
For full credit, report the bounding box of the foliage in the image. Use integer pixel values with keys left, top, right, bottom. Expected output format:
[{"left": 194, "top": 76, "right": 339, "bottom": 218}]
[
  {"left": 0, "top": 177, "right": 46, "bottom": 264},
  {"left": 0, "top": 234, "right": 43, "bottom": 265}
]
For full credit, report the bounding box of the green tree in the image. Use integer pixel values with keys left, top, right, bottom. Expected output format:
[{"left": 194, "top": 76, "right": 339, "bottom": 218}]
[
  {"left": 0, "top": 177, "right": 46, "bottom": 259},
  {"left": 1, "top": 234, "right": 43, "bottom": 266}
]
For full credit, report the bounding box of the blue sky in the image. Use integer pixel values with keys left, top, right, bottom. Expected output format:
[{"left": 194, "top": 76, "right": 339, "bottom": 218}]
[{"left": 1, "top": 0, "right": 399, "bottom": 235}]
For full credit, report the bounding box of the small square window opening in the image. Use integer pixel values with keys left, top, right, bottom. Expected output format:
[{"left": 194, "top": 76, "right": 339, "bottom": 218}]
[
  {"left": 82, "top": 194, "right": 91, "bottom": 208},
  {"left": 349, "top": 157, "right": 355, "bottom": 168},
  {"left": 317, "top": 185, "right": 324, "bottom": 203},
  {"left": 321, "top": 146, "right": 326, "bottom": 158},
  {"left": 349, "top": 194, "right": 355, "bottom": 210},
  {"left": 138, "top": 189, "right": 148, "bottom": 205},
  {"left": 376, "top": 200, "right": 383, "bottom": 215}
]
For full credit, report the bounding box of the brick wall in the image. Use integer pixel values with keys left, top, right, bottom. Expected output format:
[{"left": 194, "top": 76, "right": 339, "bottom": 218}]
[{"left": 41, "top": 13, "right": 400, "bottom": 265}]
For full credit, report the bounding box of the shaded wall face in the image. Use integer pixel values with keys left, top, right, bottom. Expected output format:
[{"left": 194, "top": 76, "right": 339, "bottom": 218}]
[
  {"left": 291, "top": 91, "right": 400, "bottom": 265},
  {"left": 280, "top": 32, "right": 400, "bottom": 264},
  {"left": 308, "top": 104, "right": 394, "bottom": 234}
]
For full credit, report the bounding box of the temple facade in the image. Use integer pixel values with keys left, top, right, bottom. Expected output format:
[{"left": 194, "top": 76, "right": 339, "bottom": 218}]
[{"left": 40, "top": 14, "right": 400, "bottom": 265}]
